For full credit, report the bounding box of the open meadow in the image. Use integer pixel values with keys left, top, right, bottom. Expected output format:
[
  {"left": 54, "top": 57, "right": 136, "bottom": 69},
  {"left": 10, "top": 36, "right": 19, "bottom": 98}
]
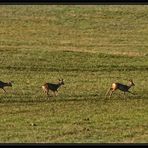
[{"left": 0, "top": 5, "right": 148, "bottom": 143}]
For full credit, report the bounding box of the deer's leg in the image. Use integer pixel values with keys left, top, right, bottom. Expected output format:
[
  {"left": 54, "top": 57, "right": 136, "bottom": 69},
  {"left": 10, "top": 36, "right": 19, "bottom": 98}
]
[
  {"left": 128, "top": 91, "right": 135, "bottom": 95},
  {"left": 109, "top": 90, "right": 114, "bottom": 98},
  {"left": 2, "top": 88, "right": 6, "bottom": 93},
  {"left": 109, "top": 88, "right": 115, "bottom": 98},
  {"left": 105, "top": 88, "right": 111, "bottom": 97},
  {"left": 46, "top": 91, "right": 50, "bottom": 98},
  {"left": 55, "top": 91, "right": 58, "bottom": 96},
  {"left": 53, "top": 91, "right": 57, "bottom": 97},
  {"left": 51, "top": 91, "right": 55, "bottom": 97},
  {"left": 123, "top": 92, "right": 126, "bottom": 98}
]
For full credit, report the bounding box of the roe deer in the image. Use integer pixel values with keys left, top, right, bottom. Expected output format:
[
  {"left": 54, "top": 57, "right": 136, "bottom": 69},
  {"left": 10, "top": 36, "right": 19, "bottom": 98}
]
[
  {"left": 105, "top": 79, "right": 135, "bottom": 98},
  {"left": 0, "top": 81, "right": 13, "bottom": 93},
  {"left": 42, "top": 79, "right": 64, "bottom": 97}
]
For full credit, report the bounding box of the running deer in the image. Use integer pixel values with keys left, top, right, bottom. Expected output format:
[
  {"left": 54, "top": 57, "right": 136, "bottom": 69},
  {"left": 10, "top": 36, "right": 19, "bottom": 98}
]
[
  {"left": 105, "top": 79, "right": 135, "bottom": 98},
  {"left": 0, "top": 81, "right": 13, "bottom": 93},
  {"left": 42, "top": 79, "right": 64, "bottom": 97}
]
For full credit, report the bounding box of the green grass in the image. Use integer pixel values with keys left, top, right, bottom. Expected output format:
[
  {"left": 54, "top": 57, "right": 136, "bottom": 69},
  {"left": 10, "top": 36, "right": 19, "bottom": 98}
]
[{"left": 0, "top": 5, "right": 148, "bottom": 143}]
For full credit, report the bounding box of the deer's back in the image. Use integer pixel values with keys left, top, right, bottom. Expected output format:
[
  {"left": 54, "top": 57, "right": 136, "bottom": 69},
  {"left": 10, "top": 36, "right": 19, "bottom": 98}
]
[
  {"left": 115, "top": 83, "right": 129, "bottom": 92},
  {"left": 45, "top": 83, "right": 59, "bottom": 91}
]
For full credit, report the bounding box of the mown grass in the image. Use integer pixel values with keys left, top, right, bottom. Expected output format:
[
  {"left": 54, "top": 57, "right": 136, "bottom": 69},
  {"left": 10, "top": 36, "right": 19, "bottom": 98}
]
[{"left": 0, "top": 5, "right": 148, "bottom": 143}]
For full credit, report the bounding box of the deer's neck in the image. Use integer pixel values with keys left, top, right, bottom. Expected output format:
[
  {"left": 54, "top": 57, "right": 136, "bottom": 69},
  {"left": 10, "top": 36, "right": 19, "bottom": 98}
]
[
  {"left": 57, "top": 83, "right": 62, "bottom": 88},
  {"left": 127, "top": 83, "right": 133, "bottom": 89},
  {"left": 4, "top": 83, "right": 9, "bottom": 86}
]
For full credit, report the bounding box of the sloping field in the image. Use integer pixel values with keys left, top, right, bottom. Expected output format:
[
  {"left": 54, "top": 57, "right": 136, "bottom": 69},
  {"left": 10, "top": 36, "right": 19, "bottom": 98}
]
[{"left": 0, "top": 5, "right": 148, "bottom": 143}]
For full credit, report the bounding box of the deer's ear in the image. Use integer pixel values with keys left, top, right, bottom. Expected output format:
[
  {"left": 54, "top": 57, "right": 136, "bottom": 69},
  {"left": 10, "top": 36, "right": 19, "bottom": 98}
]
[
  {"left": 58, "top": 79, "right": 61, "bottom": 81},
  {"left": 10, "top": 81, "right": 14, "bottom": 83}
]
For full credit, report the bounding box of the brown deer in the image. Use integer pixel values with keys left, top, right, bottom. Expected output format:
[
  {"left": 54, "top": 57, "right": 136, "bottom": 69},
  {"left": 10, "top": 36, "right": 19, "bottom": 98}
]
[
  {"left": 105, "top": 79, "right": 135, "bottom": 98},
  {"left": 0, "top": 81, "right": 13, "bottom": 93},
  {"left": 42, "top": 79, "right": 64, "bottom": 97}
]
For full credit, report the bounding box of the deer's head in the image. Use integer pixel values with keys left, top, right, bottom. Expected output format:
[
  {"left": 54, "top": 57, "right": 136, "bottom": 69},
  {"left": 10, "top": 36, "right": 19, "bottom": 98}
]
[
  {"left": 129, "top": 79, "right": 135, "bottom": 86},
  {"left": 8, "top": 81, "right": 14, "bottom": 87},
  {"left": 58, "top": 79, "right": 64, "bottom": 85}
]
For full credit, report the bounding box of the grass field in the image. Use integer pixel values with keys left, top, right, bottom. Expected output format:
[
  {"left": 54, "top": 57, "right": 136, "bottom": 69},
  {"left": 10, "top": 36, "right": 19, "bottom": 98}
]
[{"left": 0, "top": 5, "right": 148, "bottom": 143}]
